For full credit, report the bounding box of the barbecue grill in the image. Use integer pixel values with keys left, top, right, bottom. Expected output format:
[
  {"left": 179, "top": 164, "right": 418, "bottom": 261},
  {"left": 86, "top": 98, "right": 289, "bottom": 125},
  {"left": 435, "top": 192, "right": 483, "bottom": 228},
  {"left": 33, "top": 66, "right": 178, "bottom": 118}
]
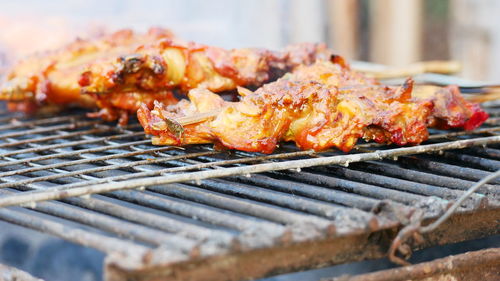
[{"left": 0, "top": 96, "right": 499, "bottom": 280}]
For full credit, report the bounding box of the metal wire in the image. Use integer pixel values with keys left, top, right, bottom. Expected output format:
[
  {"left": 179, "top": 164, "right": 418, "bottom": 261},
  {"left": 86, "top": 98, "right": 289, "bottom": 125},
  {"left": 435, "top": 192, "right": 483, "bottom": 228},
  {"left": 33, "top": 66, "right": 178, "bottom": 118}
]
[
  {"left": 0, "top": 114, "right": 84, "bottom": 130},
  {"left": 0, "top": 120, "right": 102, "bottom": 140},
  {"left": 388, "top": 169, "right": 500, "bottom": 266},
  {"left": 419, "top": 169, "right": 500, "bottom": 232}
]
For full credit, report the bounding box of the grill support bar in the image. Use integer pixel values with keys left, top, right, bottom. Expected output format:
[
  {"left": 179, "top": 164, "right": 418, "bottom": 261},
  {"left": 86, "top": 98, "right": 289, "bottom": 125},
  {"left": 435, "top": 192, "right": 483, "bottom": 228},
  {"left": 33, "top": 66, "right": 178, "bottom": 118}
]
[
  {"left": 105, "top": 208, "right": 500, "bottom": 281},
  {"left": 325, "top": 247, "right": 500, "bottom": 281}
]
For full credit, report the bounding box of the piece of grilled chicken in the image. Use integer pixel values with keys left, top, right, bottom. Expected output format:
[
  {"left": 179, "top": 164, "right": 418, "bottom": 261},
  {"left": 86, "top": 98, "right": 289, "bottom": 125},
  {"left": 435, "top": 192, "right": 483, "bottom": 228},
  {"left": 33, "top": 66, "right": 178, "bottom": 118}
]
[
  {"left": 138, "top": 60, "right": 488, "bottom": 153},
  {"left": 79, "top": 41, "right": 332, "bottom": 123},
  {"left": 1, "top": 27, "right": 332, "bottom": 124},
  {"left": 0, "top": 28, "right": 175, "bottom": 117}
]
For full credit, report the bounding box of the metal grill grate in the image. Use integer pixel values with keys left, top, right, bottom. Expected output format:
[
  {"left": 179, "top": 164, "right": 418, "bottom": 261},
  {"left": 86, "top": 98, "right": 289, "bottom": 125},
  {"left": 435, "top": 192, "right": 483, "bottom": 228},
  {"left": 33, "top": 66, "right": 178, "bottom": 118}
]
[{"left": 0, "top": 102, "right": 499, "bottom": 281}]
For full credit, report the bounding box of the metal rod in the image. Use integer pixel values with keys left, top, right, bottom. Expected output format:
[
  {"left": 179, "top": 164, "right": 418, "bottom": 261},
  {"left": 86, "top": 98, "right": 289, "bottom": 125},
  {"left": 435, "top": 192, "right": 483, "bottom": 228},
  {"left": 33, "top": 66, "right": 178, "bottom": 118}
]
[
  {"left": 420, "top": 169, "right": 500, "bottom": 232},
  {"left": 318, "top": 166, "right": 483, "bottom": 205},
  {"left": 233, "top": 174, "right": 379, "bottom": 211},
  {"left": 1, "top": 177, "right": 235, "bottom": 242},
  {"left": 399, "top": 156, "right": 500, "bottom": 184},
  {"left": 53, "top": 150, "right": 319, "bottom": 190},
  {"left": 0, "top": 190, "right": 183, "bottom": 246},
  {"left": 463, "top": 146, "right": 500, "bottom": 159},
  {"left": 5, "top": 151, "right": 280, "bottom": 241},
  {"left": 147, "top": 183, "right": 332, "bottom": 228},
  {"left": 426, "top": 127, "right": 500, "bottom": 139},
  {"left": 352, "top": 161, "right": 498, "bottom": 195},
  {"left": 108, "top": 190, "right": 284, "bottom": 234},
  {"left": 0, "top": 208, "right": 150, "bottom": 255},
  {"left": 0, "top": 130, "right": 145, "bottom": 158},
  {"left": 61, "top": 196, "right": 232, "bottom": 242},
  {"left": 280, "top": 170, "right": 424, "bottom": 204},
  {"left": 0, "top": 151, "right": 217, "bottom": 189},
  {"left": 354, "top": 126, "right": 500, "bottom": 150},
  {"left": 0, "top": 114, "right": 24, "bottom": 123},
  {"left": 0, "top": 139, "right": 151, "bottom": 168},
  {"left": 0, "top": 127, "right": 112, "bottom": 148},
  {"left": 199, "top": 178, "right": 373, "bottom": 221},
  {"left": 0, "top": 114, "right": 84, "bottom": 131},
  {"left": 329, "top": 248, "right": 500, "bottom": 281},
  {"left": 388, "top": 169, "right": 500, "bottom": 265},
  {"left": 0, "top": 145, "right": 180, "bottom": 179},
  {"left": 0, "top": 120, "right": 102, "bottom": 140},
  {"left": 439, "top": 151, "right": 500, "bottom": 171},
  {"left": 2, "top": 135, "right": 498, "bottom": 208}
]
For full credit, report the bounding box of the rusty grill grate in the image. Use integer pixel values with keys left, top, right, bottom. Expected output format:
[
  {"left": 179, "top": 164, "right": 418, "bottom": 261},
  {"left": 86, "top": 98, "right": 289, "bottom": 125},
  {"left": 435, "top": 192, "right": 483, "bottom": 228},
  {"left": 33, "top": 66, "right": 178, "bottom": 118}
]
[{"left": 0, "top": 101, "right": 499, "bottom": 281}]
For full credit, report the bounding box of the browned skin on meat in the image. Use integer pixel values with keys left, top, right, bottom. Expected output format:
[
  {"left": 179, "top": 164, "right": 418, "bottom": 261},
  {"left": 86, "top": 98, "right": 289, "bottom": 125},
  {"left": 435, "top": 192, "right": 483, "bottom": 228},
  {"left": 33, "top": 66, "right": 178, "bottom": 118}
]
[
  {"left": 85, "top": 42, "right": 332, "bottom": 124},
  {"left": 138, "top": 59, "right": 488, "bottom": 153},
  {"left": 79, "top": 41, "right": 332, "bottom": 94},
  {"left": 80, "top": 40, "right": 332, "bottom": 124},
  {"left": 0, "top": 28, "right": 174, "bottom": 119},
  {"left": 138, "top": 60, "right": 433, "bottom": 153},
  {"left": 1, "top": 28, "right": 332, "bottom": 124},
  {"left": 412, "top": 85, "right": 489, "bottom": 131}
]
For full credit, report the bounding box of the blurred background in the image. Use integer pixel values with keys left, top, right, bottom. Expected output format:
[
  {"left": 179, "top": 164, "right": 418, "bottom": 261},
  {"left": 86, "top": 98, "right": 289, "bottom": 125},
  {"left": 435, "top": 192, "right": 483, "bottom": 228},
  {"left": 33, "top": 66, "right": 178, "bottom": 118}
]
[{"left": 0, "top": 0, "right": 499, "bottom": 82}]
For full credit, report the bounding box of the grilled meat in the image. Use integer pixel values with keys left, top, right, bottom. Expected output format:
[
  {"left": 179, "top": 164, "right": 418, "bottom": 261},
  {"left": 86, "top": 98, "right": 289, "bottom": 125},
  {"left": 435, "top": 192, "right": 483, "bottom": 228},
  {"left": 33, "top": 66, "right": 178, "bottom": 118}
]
[
  {"left": 0, "top": 28, "right": 174, "bottom": 118},
  {"left": 78, "top": 41, "right": 332, "bottom": 123},
  {"left": 412, "top": 85, "right": 489, "bottom": 131},
  {"left": 138, "top": 60, "right": 488, "bottom": 153},
  {"left": 1, "top": 27, "right": 332, "bottom": 124},
  {"left": 291, "top": 60, "right": 489, "bottom": 131}
]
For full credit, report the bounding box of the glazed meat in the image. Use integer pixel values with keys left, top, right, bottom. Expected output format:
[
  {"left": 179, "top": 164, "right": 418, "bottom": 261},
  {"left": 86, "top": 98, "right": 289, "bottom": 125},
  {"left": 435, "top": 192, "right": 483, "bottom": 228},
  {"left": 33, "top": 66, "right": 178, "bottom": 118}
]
[
  {"left": 79, "top": 41, "right": 332, "bottom": 94},
  {"left": 0, "top": 28, "right": 175, "bottom": 116},
  {"left": 412, "top": 85, "right": 489, "bottom": 131},
  {"left": 79, "top": 40, "right": 332, "bottom": 123},
  {"left": 284, "top": 59, "right": 488, "bottom": 132},
  {"left": 138, "top": 60, "right": 488, "bottom": 153},
  {"left": 1, "top": 27, "right": 332, "bottom": 124}
]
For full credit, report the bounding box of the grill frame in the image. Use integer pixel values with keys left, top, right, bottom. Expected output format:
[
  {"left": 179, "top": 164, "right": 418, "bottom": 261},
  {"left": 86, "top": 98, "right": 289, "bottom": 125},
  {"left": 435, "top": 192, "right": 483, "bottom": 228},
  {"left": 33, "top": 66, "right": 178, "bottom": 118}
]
[{"left": 0, "top": 102, "right": 499, "bottom": 280}]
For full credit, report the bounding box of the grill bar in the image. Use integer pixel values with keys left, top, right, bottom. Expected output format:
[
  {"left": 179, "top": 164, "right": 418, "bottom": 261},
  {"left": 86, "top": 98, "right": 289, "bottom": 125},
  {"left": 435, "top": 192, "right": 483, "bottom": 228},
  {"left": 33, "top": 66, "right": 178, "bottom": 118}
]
[
  {"left": 0, "top": 189, "right": 187, "bottom": 246},
  {"left": 0, "top": 114, "right": 84, "bottom": 130},
  {"left": 3, "top": 181, "right": 236, "bottom": 242},
  {"left": 0, "top": 138, "right": 150, "bottom": 168},
  {"left": 351, "top": 161, "right": 498, "bottom": 195},
  {"left": 67, "top": 195, "right": 232, "bottom": 238},
  {"left": 0, "top": 120, "right": 102, "bottom": 139},
  {"left": 147, "top": 183, "right": 334, "bottom": 230},
  {"left": 0, "top": 127, "right": 112, "bottom": 148},
  {"left": 107, "top": 190, "right": 285, "bottom": 235},
  {"left": 426, "top": 126, "right": 500, "bottom": 139},
  {"left": 440, "top": 151, "right": 500, "bottom": 171},
  {"left": 0, "top": 130, "right": 145, "bottom": 158},
  {"left": 0, "top": 151, "right": 218, "bottom": 189},
  {"left": 316, "top": 166, "right": 485, "bottom": 205},
  {"left": 233, "top": 174, "right": 379, "bottom": 211},
  {"left": 0, "top": 145, "right": 179, "bottom": 178},
  {"left": 280, "top": 170, "right": 424, "bottom": 204},
  {"left": 1, "top": 135, "right": 498, "bottom": 208},
  {"left": 1, "top": 126, "right": 497, "bottom": 193},
  {"left": 38, "top": 150, "right": 320, "bottom": 190},
  {"left": 464, "top": 146, "right": 500, "bottom": 158},
  {"left": 0, "top": 115, "right": 22, "bottom": 123},
  {"left": 0, "top": 207, "right": 149, "bottom": 255},
  {"left": 400, "top": 156, "right": 500, "bottom": 184},
  {"left": 197, "top": 178, "right": 374, "bottom": 222}
]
